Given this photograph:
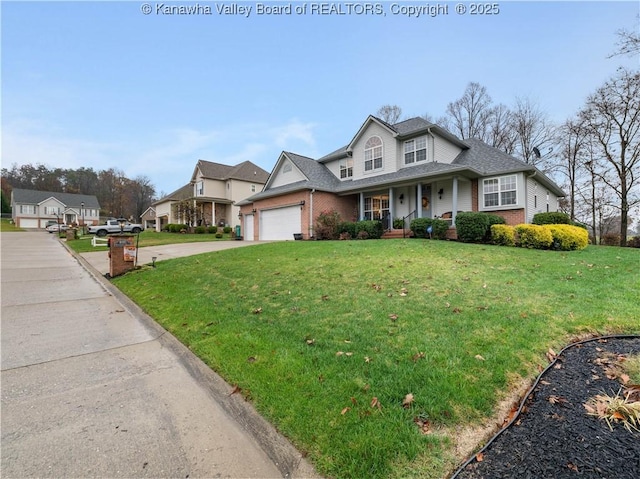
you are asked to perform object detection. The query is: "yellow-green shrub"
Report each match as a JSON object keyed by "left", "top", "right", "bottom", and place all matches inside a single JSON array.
[
  {"left": 491, "top": 224, "right": 516, "bottom": 246},
  {"left": 514, "top": 224, "right": 554, "bottom": 249},
  {"left": 545, "top": 224, "right": 589, "bottom": 250}
]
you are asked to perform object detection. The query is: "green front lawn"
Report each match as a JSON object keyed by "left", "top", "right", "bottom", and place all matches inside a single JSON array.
[
  {"left": 0, "top": 218, "right": 23, "bottom": 232},
  {"left": 113, "top": 240, "right": 640, "bottom": 479},
  {"left": 65, "top": 229, "right": 234, "bottom": 253}
]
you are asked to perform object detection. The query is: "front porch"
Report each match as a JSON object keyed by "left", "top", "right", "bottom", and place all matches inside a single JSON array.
[{"left": 357, "top": 176, "right": 472, "bottom": 235}]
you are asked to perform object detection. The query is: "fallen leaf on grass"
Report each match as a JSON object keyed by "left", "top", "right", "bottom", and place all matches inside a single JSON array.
[
  {"left": 475, "top": 354, "right": 485, "bottom": 361},
  {"left": 389, "top": 313, "right": 399, "bottom": 321},
  {"left": 412, "top": 352, "right": 426, "bottom": 362},
  {"left": 546, "top": 348, "right": 557, "bottom": 362},
  {"left": 370, "top": 397, "right": 382, "bottom": 410},
  {"left": 229, "top": 385, "right": 241, "bottom": 396},
  {"left": 402, "top": 393, "right": 414, "bottom": 408},
  {"left": 252, "top": 307, "right": 262, "bottom": 314},
  {"left": 341, "top": 407, "right": 351, "bottom": 415},
  {"left": 475, "top": 452, "right": 484, "bottom": 462},
  {"left": 413, "top": 416, "right": 431, "bottom": 434}
]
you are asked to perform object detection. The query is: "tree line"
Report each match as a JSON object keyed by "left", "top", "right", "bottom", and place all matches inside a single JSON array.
[
  {"left": 376, "top": 30, "right": 639, "bottom": 246},
  {"left": 0, "top": 165, "right": 156, "bottom": 221}
]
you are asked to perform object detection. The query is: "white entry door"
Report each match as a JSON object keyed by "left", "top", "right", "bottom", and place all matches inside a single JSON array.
[{"left": 243, "top": 214, "right": 254, "bottom": 241}]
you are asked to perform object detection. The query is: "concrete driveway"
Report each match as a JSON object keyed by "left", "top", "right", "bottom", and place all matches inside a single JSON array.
[
  {"left": 1, "top": 232, "right": 316, "bottom": 478},
  {"left": 80, "top": 238, "right": 262, "bottom": 276}
]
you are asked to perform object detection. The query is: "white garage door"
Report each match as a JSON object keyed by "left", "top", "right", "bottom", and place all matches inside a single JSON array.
[
  {"left": 243, "top": 214, "right": 254, "bottom": 241},
  {"left": 20, "top": 219, "right": 39, "bottom": 228},
  {"left": 260, "top": 206, "right": 301, "bottom": 240}
]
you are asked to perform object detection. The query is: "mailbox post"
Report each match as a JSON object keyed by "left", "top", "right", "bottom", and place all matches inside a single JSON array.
[{"left": 108, "top": 234, "right": 136, "bottom": 277}]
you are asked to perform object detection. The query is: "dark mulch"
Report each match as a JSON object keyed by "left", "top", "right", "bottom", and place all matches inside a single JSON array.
[{"left": 453, "top": 336, "right": 640, "bottom": 479}]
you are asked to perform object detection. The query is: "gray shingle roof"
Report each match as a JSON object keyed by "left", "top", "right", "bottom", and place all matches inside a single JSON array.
[
  {"left": 454, "top": 138, "right": 565, "bottom": 195},
  {"left": 153, "top": 184, "right": 192, "bottom": 204},
  {"left": 196, "top": 160, "right": 269, "bottom": 183},
  {"left": 11, "top": 189, "right": 100, "bottom": 208}
]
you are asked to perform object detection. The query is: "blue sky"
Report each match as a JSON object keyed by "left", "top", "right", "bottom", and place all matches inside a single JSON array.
[{"left": 2, "top": 1, "right": 638, "bottom": 196}]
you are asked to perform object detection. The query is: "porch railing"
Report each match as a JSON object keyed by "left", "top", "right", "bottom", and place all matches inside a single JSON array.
[{"left": 402, "top": 210, "right": 416, "bottom": 238}]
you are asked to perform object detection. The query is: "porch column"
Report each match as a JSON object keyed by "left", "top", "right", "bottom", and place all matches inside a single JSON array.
[
  {"left": 388, "top": 187, "right": 394, "bottom": 229},
  {"left": 359, "top": 192, "right": 365, "bottom": 220},
  {"left": 452, "top": 176, "right": 459, "bottom": 226},
  {"left": 416, "top": 183, "right": 423, "bottom": 218}
]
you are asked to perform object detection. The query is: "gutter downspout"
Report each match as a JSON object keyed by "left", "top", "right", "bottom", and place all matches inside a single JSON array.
[
  {"left": 526, "top": 171, "right": 537, "bottom": 223},
  {"left": 309, "top": 189, "right": 315, "bottom": 239}
]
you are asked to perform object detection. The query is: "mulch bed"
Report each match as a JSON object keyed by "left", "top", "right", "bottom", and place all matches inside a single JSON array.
[{"left": 453, "top": 336, "right": 640, "bottom": 479}]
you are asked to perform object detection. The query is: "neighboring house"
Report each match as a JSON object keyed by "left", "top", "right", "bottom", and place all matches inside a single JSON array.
[
  {"left": 140, "top": 206, "right": 157, "bottom": 230},
  {"left": 10, "top": 188, "right": 100, "bottom": 229},
  {"left": 153, "top": 160, "right": 269, "bottom": 231},
  {"left": 238, "top": 116, "right": 565, "bottom": 241}
]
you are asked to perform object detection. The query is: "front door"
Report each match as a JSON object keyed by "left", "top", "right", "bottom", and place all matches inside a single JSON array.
[{"left": 421, "top": 185, "right": 432, "bottom": 218}]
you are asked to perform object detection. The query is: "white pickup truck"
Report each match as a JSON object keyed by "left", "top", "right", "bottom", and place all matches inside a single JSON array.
[{"left": 87, "top": 219, "right": 144, "bottom": 237}]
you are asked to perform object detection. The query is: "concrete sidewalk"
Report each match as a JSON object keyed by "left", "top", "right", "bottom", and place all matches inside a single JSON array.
[{"left": 1, "top": 232, "right": 317, "bottom": 478}]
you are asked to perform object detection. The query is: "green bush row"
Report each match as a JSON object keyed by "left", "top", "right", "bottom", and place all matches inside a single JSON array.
[
  {"left": 489, "top": 223, "right": 588, "bottom": 250},
  {"left": 409, "top": 217, "right": 450, "bottom": 240},
  {"left": 338, "top": 220, "right": 384, "bottom": 240},
  {"left": 165, "top": 223, "right": 231, "bottom": 234},
  {"left": 455, "top": 212, "right": 506, "bottom": 243}
]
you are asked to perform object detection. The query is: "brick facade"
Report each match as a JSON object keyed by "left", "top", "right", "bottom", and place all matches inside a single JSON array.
[{"left": 240, "top": 190, "right": 358, "bottom": 240}]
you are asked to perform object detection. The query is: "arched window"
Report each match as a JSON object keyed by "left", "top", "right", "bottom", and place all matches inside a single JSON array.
[{"left": 364, "top": 136, "right": 383, "bottom": 171}]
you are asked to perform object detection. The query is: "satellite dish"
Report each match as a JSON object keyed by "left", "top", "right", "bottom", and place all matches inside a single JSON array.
[{"left": 533, "top": 147, "right": 541, "bottom": 158}]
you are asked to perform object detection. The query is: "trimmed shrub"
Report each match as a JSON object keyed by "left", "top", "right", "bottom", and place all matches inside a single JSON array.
[
  {"left": 393, "top": 218, "right": 405, "bottom": 229},
  {"left": 491, "top": 224, "right": 516, "bottom": 246},
  {"left": 315, "top": 210, "right": 342, "bottom": 240},
  {"left": 355, "top": 220, "right": 383, "bottom": 239},
  {"left": 223, "top": 226, "right": 232, "bottom": 234},
  {"left": 194, "top": 226, "right": 206, "bottom": 234},
  {"left": 338, "top": 221, "right": 357, "bottom": 239},
  {"left": 339, "top": 232, "right": 352, "bottom": 240},
  {"left": 168, "top": 223, "right": 188, "bottom": 233},
  {"left": 208, "top": 226, "right": 217, "bottom": 234},
  {"left": 545, "top": 224, "right": 589, "bottom": 250},
  {"left": 532, "top": 212, "right": 571, "bottom": 225},
  {"left": 515, "top": 224, "right": 554, "bottom": 249},
  {"left": 356, "top": 230, "right": 369, "bottom": 240},
  {"left": 456, "top": 212, "right": 506, "bottom": 243},
  {"left": 409, "top": 217, "right": 449, "bottom": 239},
  {"left": 215, "top": 232, "right": 223, "bottom": 238}
]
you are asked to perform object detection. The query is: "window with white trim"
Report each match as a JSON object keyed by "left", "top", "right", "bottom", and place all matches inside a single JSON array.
[
  {"left": 404, "top": 136, "right": 427, "bottom": 164},
  {"left": 364, "top": 136, "right": 383, "bottom": 172},
  {"left": 483, "top": 175, "right": 517, "bottom": 207},
  {"left": 196, "top": 181, "right": 204, "bottom": 196},
  {"left": 339, "top": 158, "right": 353, "bottom": 179},
  {"left": 20, "top": 205, "right": 36, "bottom": 214}
]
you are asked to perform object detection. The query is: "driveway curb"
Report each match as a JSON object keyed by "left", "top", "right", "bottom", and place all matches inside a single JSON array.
[{"left": 66, "top": 240, "right": 320, "bottom": 479}]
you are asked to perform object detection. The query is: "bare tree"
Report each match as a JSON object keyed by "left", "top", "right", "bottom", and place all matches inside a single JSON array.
[
  {"left": 609, "top": 18, "right": 640, "bottom": 58},
  {"left": 556, "top": 117, "right": 590, "bottom": 221},
  {"left": 511, "top": 97, "right": 556, "bottom": 167},
  {"left": 446, "top": 82, "right": 494, "bottom": 140},
  {"left": 376, "top": 105, "right": 403, "bottom": 124},
  {"left": 487, "top": 103, "right": 516, "bottom": 154},
  {"left": 579, "top": 67, "right": 640, "bottom": 246}
]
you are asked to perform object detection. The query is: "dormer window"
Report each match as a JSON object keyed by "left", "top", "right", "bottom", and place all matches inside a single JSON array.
[
  {"left": 364, "top": 136, "right": 383, "bottom": 172},
  {"left": 339, "top": 158, "right": 353, "bottom": 179},
  {"left": 404, "top": 136, "right": 427, "bottom": 164}
]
